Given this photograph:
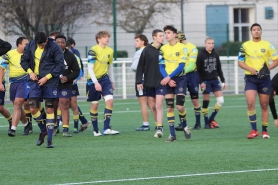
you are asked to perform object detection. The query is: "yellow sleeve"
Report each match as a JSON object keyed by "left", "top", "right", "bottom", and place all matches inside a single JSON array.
[
  {"left": 45, "top": 73, "right": 52, "bottom": 80},
  {"left": 180, "top": 46, "right": 188, "bottom": 64},
  {"left": 27, "top": 68, "right": 33, "bottom": 74}
]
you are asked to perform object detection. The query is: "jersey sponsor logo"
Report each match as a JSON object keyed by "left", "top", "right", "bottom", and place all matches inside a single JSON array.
[
  {"left": 204, "top": 58, "right": 216, "bottom": 73},
  {"left": 108, "top": 54, "right": 110, "bottom": 58},
  {"left": 262, "top": 87, "right": 268, "bottom": 92},
  {"left": 62, "top": 91, "right": 67, "bottom": 96},
  {"left": 183, "top": 48, "right": 188, "bottom": 53},
  {"left": 261, "top": 48, "right": 265, "bottom": 53},
  {"left": 192, "top": 48, "right": 197, "bottom": 53},
  {"left": 72, "top": 90, "right": 76, "bottom": 94}
]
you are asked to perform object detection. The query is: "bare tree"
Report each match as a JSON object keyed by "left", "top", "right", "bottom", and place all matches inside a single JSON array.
[
  {"left": 0, "top": 0, "right": 92, "bottom": 40},
  {"left": 92, "top": 0, "right": 181, "bottom": 34}
]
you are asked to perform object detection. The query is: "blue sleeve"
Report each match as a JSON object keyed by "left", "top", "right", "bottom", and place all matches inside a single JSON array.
[
  {"left": 159, "top": 49, "right": 168, "bottom": 78},
  {"left": 238, "top": 45, "right": 245, "bottom": 61},
  {"left": 20, "top": 43, "right": 32, "bottom": 72},
  {"left": 88, "top": 49, "right": 96, "bottom": 64},
  {"left": 51, "top": 44, "right": 65, "bottom": 77},
  {"left": 159, "top": 63, "right": 168, "bottom": 78},
  {"left": 169, "top": 63, "right": 185, "bottom": 78},
  {"left": 0, "top": 54, "right": 9, "bottom": 69}
]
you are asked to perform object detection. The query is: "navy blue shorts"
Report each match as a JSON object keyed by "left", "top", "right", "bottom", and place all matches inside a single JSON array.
[
  {"left": 0, "top": 82, "right": 5, "bottom": 105},
  {"left": 155, "top": 85, "right": 166, "bottom": 96},
  {"left": 186, "top": 71, "right": 199, "bottom": 94},
  {"left": 29, "top": 82, "right": 58, "bottom": 99},
  {"left": 203, "top": 79, "right": 221, "bottom": 94},
  {"left": 58, "top": 88, "right": 72, "bottom": 99},
  {"left": 244, "top": 75, "right": 271, "bottom": 95},
  {"left": 72, "top": 84, "right": 80, "bottom": 97},
  {"left": 165, "top": 75, "right": 187, "bottom": 95},
  {"left": 86, "top": 75, "right": 113, "bottom": 101},
  {"left": 10, "top": 82, "right": 29, "bottom": 101}
]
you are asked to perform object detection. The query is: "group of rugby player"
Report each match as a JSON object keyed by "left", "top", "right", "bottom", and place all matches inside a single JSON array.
[{"left": 0, "top": 22, "right": 278, "bottom": 147}]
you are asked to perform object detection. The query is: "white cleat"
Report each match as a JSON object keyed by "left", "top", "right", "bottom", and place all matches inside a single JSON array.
[
  {"left": 262, "top": 132, "right": 270, "bottom": 139},
  {"left": 93, "top": 130, "right": 102, "bottom": 137},
  {"left": 154, "top": 129, "right": 163, "bottom": 138},
  {"left": 184, "top": 126, "right": 191, "bottom": 139},
  {"left": 103, "top": 128, "right": 120, "bottom": 135}
]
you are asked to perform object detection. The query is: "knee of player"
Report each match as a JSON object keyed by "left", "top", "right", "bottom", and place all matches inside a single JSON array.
[
  {"left": 91, "top": 101, "right": 99, "bottom": 110},
  {"left": 216, "top": 96, "right": 224, "bottom": 107},
  {"left": 104, "top": 95, "right": 113, "bottom": 104},
  {"left": 176, "top": 95, "right": 185, "bottom": 106}
]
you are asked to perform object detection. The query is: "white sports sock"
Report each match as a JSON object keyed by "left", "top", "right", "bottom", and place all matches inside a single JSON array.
[
  {"left": 143, "top": 122, "right": 149, "bottom": 126},
  {"left": 23, "top": 122, "right": 28, "bottom": 127},
  {"left": 11, "top": 126, "right": 16, "bottom": 130}
]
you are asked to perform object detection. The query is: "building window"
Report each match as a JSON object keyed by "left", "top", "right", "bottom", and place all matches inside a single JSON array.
[{"left": 233, "top": 8, "right": 249, "bottom": 42}]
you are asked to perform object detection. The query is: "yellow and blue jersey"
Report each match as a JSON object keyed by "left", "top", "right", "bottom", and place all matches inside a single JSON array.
[
  {"left": 87, "top": 45, "right": 113, "bottom": 79},
  {"left": 159, "top": 42, "right": 188, "bottom": 76},
  {"left": 184, "top": 42, "right": 198, "bottom": 72},
  {"left": 0, "top": 49, "right": 29, "bottom": 83},
  {"left": 238, "top": 40, "right": 278, "bottom": 75},
  {"left": 34, "top": 47, "right": 44, "bottom": 75}
]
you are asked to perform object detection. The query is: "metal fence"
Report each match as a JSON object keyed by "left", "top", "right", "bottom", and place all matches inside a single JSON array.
[{"left": 3, "top": 57, "right": 278, "bottom": 102}]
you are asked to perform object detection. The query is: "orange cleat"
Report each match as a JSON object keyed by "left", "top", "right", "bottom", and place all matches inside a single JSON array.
[
  {"left": 247, "top": 130, "right": 259, "bottom": 139},
  {"left": 210, "top": 120, "right": 219, "bottom": 128}
]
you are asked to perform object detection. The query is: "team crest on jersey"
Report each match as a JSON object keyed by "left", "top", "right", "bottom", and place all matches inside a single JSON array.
[
  {"left": 176, "top": 52, "right": 180, "bottom": 56},
  {"left": 262, "top": 87, "right": 268, "bottom": 92},
  {"left": 261, "top": 48, "right": 265, "bottom": 53},
  {"left": 179, "top": 87, "right": 183, "bottom": 92},
  {"left": 53, "top": 90, "right": 57, "bottom": 96},
  {"left": 62, "top": 91, "right": 67, "bottom": 96}
]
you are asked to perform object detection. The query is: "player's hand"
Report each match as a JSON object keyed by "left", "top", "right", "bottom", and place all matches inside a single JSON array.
[
  {"left": 222, "top": 83, "right": 226, "bottom": 90},
  {"left": 0, "top": 83, "right": 5, "bottom": 92},
  {"left": 38, "top": 77, "right": 48, "bottom": 86},
  {"left": 30, "top": 72, "right": 38, "bottom": 81},
  {"left": 111, "top": 82, "right": 115, "bottom": 91},
  {"left": 161, "top": 76, "right": 170, "bottom": 85},
  {"left": 200, "top": 82, "right": 206, "bottom": 90},
  {"left": 61, "top": 76, "right": 67, "bottom": 83},
  {"left": 249, "top": 68, "right": 257, "bottom": 75},
  {"left": 168, "top": 80, "right": 176, "bottom": 87},
  {"left": 73, "top": 79, "right": 77, "bottom": 84},
  {"left": 137, "top": 84, "right": 143, "bottom": 92},
  {"left": 274, "top": 119, "right": 278, "bottom": 127},
  {"left": 95, "top": 81, "right": 102, "bottom": 91}
]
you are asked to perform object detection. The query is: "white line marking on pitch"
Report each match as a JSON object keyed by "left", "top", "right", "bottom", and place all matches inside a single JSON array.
[{"left": 53, "top": 168, "right": 278, "bottom": 185}]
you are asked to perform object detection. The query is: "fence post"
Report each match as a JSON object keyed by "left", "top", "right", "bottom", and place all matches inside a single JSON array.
[
  {"left": 122, "top": 62, "right": 126, "bottom": 99},
  {"left": 234, "top": 59, "right": 239, "bottom": 94}
]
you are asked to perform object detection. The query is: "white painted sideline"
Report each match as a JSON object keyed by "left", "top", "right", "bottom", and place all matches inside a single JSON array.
[{"left": 53, "top": 168, "right": 278, "bottom": 185}]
